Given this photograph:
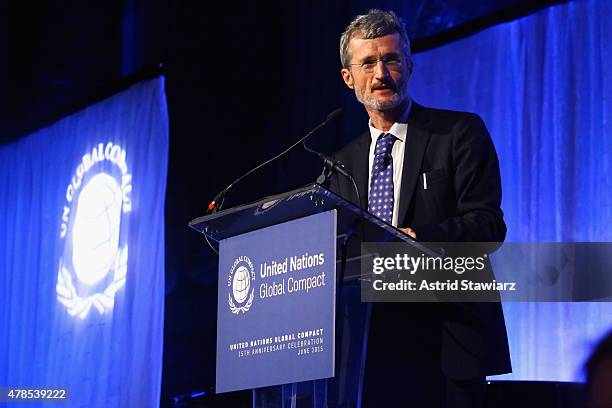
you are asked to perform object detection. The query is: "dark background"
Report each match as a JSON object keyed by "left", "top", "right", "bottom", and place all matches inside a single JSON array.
[{"left": 0, "top": 0, "right": 565, "bottom": 404}]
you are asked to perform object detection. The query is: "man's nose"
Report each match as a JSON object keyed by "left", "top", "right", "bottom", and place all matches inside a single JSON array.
[{"left": 373, "top": 60, "right": 390, "bottom": 79}]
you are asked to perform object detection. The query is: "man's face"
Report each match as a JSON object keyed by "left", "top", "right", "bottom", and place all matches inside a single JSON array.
[{"left": 341, "top": 33, "right": 413, "bottom": 112}]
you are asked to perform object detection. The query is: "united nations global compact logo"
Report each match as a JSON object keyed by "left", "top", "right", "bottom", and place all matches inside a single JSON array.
[
  {"left": 227, "top": 256, "right": 255, "bottom": 314},
  {"left": 56, "top": 142, "right": 132, "bottom": 319}
]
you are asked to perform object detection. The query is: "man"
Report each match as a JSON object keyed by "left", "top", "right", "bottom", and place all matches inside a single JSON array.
[
  {"left": 328, "top": 9, "right": 511, "bottom": 407},
  {"left": 585, "top": 329, "right": 612, "bottom": 408}
]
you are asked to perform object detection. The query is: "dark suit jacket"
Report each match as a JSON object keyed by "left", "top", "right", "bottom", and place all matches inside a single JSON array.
[{"left": 327, "top": 101, "right": 511, "bottom": 379}]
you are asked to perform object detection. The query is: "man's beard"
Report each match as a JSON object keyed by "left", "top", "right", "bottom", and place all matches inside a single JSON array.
[{"left": 355, "top": 83, "right": 407, "bottom": 111}]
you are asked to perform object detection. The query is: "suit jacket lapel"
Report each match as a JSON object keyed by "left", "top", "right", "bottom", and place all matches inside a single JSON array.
[
  {"left": 398, "top": 102, "right": 432, "bottom": 223},
  {"left": 352, "top": 132, "right": 370, "bottom": 209}
]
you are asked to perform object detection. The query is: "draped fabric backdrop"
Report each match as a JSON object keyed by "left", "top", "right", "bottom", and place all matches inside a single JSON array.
[
  {"left": 410, "top": 0, "right": 611, "bottom": 381},
  {"left": 0, "top": 78, "right": 168, "bottom": 406}
]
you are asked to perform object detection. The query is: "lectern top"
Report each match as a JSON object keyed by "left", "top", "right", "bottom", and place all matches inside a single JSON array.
[{"left": 189, "top": 183, "right": 413, "bottom": 244}]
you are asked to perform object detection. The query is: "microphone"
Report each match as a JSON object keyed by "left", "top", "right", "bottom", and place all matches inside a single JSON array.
[
  {"left": 206, "top": 107, "right": 344, "bottom": 214},
  {"left": 301, "top": 119, "right": 364, "bottom": 213},
  {"left": 306, "top": 150, "right": 353, "bottom": 181},
  {"left": 323, "top": 107, "right": 343, "bottom": 123},
  {"left": 301, "top": 111, "right": 353, "bottom": 182}
]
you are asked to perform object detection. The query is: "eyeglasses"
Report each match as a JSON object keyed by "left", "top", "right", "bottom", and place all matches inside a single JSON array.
[{"left": 348, "top": 55, "right": 403, "bottom": 73}]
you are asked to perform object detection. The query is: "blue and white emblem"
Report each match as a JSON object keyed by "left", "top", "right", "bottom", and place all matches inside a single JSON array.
[
  {"left": 56, "top": 142, "right": 132, "bottom": 319},
  {"left": 227, "top": 256, "right": 255, "bottom": 314}
]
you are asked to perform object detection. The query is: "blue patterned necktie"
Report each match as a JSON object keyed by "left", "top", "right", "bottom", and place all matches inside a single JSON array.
[{"left": 368, "top": 133, "right": 397, "bottom": 223}]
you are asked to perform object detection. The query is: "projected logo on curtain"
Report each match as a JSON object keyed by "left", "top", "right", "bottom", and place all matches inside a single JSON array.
[{"left": 56, "top": 142, "right": 132, "bottom": 319}]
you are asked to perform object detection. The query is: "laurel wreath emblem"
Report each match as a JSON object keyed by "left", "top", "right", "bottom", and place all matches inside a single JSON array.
[
  {"left": 56, "top": 246, "right": 128, "bottom": 319},
  {"left": 228, "top": 289, "right": 254, "bottom": 314}
]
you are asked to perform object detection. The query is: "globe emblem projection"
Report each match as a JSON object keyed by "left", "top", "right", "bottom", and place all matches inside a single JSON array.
[
  {"left": 72, "top": 172, "right": 123, "bottom": 285},
  {"left": 232, "top": 265, "right": 251, "bottom": 303}
]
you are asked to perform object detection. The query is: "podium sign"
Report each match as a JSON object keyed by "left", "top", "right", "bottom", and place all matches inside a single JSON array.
[{"left": 216, "top": 210, "right": 337, "bottom": 393}]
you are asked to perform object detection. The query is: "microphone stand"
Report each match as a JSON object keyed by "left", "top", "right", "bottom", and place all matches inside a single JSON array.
[{"left": 206, "top": 108, "right": 344, "bottom": 214}]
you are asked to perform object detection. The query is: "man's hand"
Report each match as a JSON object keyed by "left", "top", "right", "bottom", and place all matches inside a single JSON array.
[{"left": 400, "top": 227, "right": 417, "bottom": 239}]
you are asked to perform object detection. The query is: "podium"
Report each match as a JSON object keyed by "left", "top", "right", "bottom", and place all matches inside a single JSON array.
[{"left": 189, "top": 183, "right": 425, "bottom": 407}]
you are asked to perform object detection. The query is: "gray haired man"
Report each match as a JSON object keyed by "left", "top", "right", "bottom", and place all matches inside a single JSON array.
[{"left": 329, "top": 10, "right": 511, "bottom": 407}]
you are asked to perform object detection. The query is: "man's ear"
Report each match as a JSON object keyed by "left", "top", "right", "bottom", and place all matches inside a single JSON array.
[
  {"left": 406, "top": 59, "right": 414, "bottom": 79},
  {"left": 341, "top": 68, "right": 354, "bottom": 89}
]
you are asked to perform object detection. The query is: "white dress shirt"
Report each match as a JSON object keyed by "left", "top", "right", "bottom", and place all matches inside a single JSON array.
[{"left": 367, "top": 101, "right": 412, "bottom": 227}]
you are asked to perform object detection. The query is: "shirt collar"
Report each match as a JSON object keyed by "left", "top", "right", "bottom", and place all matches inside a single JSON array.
[{"left": 368, "top": 99, "right": 412, "bottom": 144}]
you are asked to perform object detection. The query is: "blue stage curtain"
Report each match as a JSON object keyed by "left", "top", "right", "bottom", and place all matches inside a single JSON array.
[
  {"left": 410, "top": 0, "right": 611, "bottom": 381},
  {"left": 0, "top": 78, "right": 168, "bottom": 405}
]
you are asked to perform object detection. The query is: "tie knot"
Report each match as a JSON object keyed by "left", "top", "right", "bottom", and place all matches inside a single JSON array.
[{"left": 374, "top": 133, "right": 396, "bottom": 156}]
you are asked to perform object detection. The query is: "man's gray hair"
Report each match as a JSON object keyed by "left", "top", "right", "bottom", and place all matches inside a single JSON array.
[{"left": 339, "top": 9, "right": 412, "bottom": 69}]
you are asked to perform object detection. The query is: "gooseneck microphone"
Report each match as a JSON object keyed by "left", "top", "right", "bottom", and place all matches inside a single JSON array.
[
  {"left": 302, "top": 119, "right": 364, "bottom": 214},
  {"left": 206, "top": 108, "right": 344, "bottom": 214},
  {"left": 302, "top": 137, "right": 352, "bottom": 181}
]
